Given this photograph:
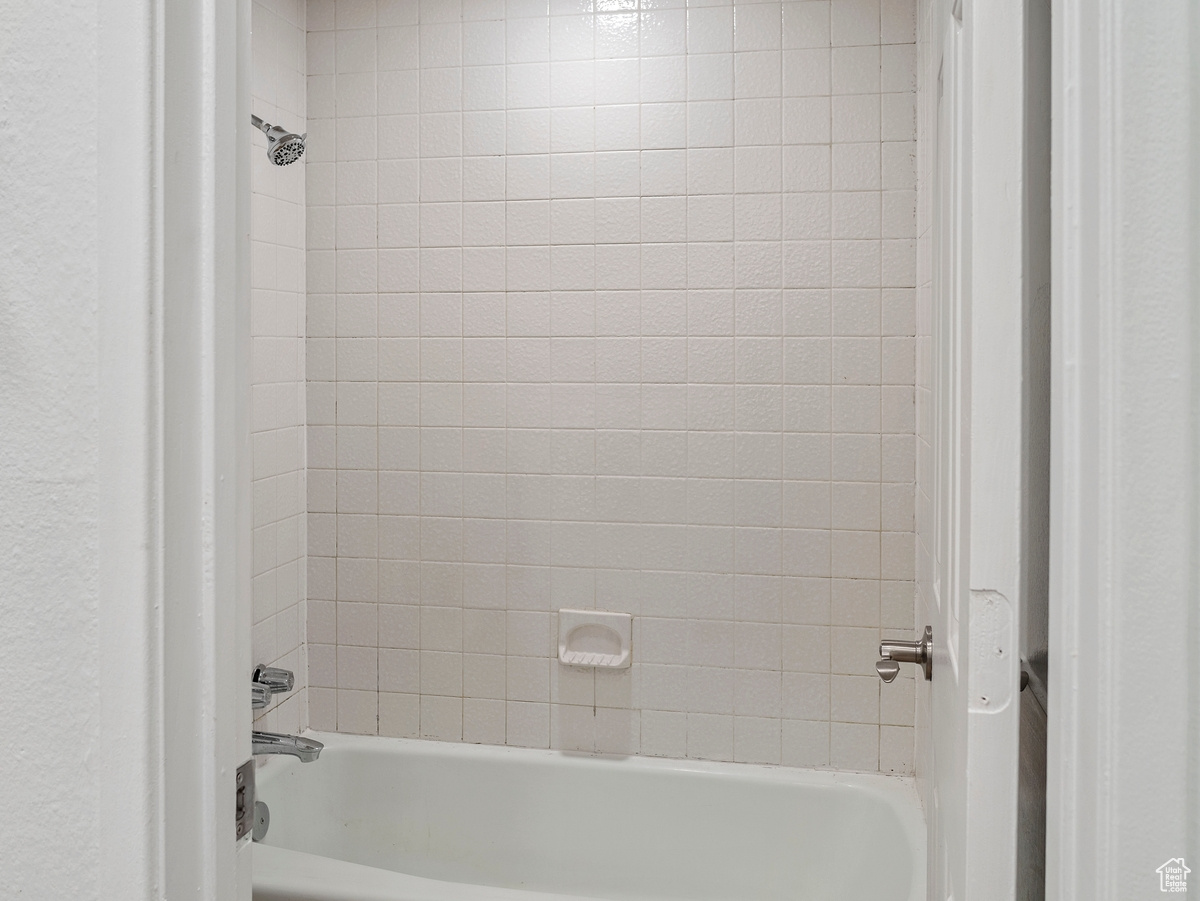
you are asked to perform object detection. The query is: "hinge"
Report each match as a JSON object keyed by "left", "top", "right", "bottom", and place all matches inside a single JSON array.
[{"left": 235, "top": 759, "right": 255, "bottom": 841}]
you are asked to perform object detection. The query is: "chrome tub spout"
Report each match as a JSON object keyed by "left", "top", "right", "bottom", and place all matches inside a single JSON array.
[{"left": 252, "top": 731, "right": 323, "bottom": 763}]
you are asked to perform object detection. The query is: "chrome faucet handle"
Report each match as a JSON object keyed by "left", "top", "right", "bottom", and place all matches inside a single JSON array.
[
  {"left": 253, "top": 664, "right": 295, "bottom": 696},
  {"left": 251, "top": 683, "right": 271, "bottom": 709},
  {"left": 877, "top": 625, "right": 933, "bottom": 682},
  {"left": 876, "top": 659, "right": 901, "bottom": 682}
]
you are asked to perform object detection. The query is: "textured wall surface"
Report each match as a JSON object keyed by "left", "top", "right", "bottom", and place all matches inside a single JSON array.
[
  {"left": 251, "top": 0, "right": 311, "bottom": 732},
  {"left": 304, "top": 0, "right": 918, "bottom": 772},
  {"left": 0, "top": 1, "right": 102, "bottom": 893}
]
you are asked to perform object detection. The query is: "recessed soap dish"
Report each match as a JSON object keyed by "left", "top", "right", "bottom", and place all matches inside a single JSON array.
[{"left": 558, "top": 609, "right": 632, "bottom": 669}]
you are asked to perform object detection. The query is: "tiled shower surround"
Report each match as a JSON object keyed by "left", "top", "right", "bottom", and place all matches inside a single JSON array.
[
  {"left": 302, "top": 0, "right": 918, "bottom": 771},
  {"left": 251, "top": 0, "right": 310, "bottom": 733}
]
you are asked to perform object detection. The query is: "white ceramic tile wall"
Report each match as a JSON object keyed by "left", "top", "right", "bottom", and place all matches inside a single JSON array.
[
  {"left": 252, "top": 0, "right": 310, "bottom": 733},
  {"left": 304, "top": 0, "right": 917, "bottom": 773}
]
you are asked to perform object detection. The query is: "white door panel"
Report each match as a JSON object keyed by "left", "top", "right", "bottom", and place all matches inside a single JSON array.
[{"left": 924, "top": 1, "right": 1025, "bottom": 899}]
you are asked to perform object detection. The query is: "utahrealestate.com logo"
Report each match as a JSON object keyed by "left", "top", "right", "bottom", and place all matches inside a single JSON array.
[{"left": 1158, "top": 859, "right": 1191, "bottom": 893}]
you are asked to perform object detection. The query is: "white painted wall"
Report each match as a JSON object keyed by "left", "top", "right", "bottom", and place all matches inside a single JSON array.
[
  {"left": 0, "top": 1, "right": 103, "bottom": 892},
  {"left": 1, "top": 0, "right": 160, "bottom": 895}
]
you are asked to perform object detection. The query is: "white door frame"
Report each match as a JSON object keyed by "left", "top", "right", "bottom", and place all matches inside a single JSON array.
[
  {"left": 96, "top": 0, "right": 162, "bottom": 892},
  {"left": 1048, "top": 0, "right": 1195, "bottom": 897},
  {"left": 97, "top": 0, "right": 250, "bottom": 896}
]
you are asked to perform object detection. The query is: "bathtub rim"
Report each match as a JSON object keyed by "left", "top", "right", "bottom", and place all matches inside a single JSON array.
[{"left": 256, "top": 729, "right": 927, "bottom": 879}]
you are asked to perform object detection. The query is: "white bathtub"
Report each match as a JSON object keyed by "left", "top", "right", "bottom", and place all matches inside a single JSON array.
[{"left": 253, "top": 732, "right": 925, "bottom": 901}]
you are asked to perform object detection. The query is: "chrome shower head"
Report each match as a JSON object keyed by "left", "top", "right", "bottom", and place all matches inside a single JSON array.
[{"left": 251, "top": 114, "right": 306, "bottom": 166}]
